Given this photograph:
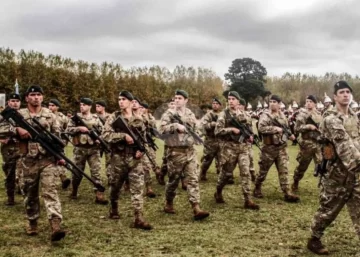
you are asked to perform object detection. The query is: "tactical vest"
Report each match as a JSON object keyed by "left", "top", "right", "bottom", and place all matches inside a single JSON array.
[
  {"left": 72, "top": 113, "right": 99, "bottom": 146},
  {"left": 343, "top": 115, "right": 359, "bottom": 139}
]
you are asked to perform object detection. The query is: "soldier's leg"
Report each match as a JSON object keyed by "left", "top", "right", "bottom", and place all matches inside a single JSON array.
[
  {"left": 71, "top": 147, "right": 87, "bottom": 198},
  {"left": 143, "top": 154, "right": 156, "bottom": 198},
  {"left": 148, "top": 148, "right": 159, "bottom": 173},
  {"left": 105, "top": 152, "right": 111, "bottom": 185},
  {"left": 293, "top": 145, "right": 314, "bottom": 188},
  {"left": 254, "top": 146, "right": 276, "bottom": 198},
  {"left": 157, "top": 145, "right": 168, "bottom": 185},
  {"left": 346, "top": 182, "right": 360, "bottom": 238},
  {"left": 88, "top": 148, "right": 108, "bottom": 204},
  {"left": 200, "top": 140, "right": 217, "bottom": 181},
  {"left": 3, "top": 159, "right": 17, "bottom": 205},
  {"left": 248, "top": 146, "right": 256, "bottom": 182}
]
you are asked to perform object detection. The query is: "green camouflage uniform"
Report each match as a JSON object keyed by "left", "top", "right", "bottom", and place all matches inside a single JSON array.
[
  {"left": 159, "top": 108, "right": 201, "bottom": 204},
  {"left": 255, "top": 110, "right": 292, "bottom": 193},
  {"left": 102, "top": 111, "right": 146, "bottom": 213},
  {"left": 200, "top": 110, "right": 221, "bottom": 176},
  {"left": 311, "top": 108, "right": 360, "bottom": 239},
  {"left": 66, "top": 113, "right": 104, "bottom": 190},
  {"left": 293, "top": 109, "right": 322, "bottom": 182},
  {"left": 17, "top": 108, "right": 63, "bottom": 221},
  {"left": 215, "top": 108, "right": 253, "bottom": 200}
]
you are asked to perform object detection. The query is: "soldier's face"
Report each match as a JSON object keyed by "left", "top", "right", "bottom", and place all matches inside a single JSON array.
[
  {"left": 174, "top": 95, "right": 187, "bottom": 108},
  {"left": 7, "top": 99, "right": 20, "bottom": 110},
  {"left": 334, "top": 89, "right": 351, "bottom": 106},
  {"left": 95, "top": 104, "right": 105, "bottom": 113},
  {"left": 269, "top": 100, "right": 280, "bottom": 111},
  {"left": 48, "top": 103, "right": 59, "bottom": 112},
  {"left": 212, "top": 102, "right": 221, "bottom": 111},
  {"left": 26, "top": 92, "right": 43, "bottom": 107},
  {"left": 305, "top": 99, "right": 315, "bottom": 110},
  {"left": 132, "top": 100, "right": 140, "bottom": 110},
  {"left": 228, "top": 96, "right": 239, "bottom": 108},
  {"left": 118, "top": 97, "right": 131, "bottom": 110},
  {"left": 168, "top": 102, "right": 175, "bottom": 109},
  {"left": 80, "top": 103, "right": 91, "bottom": 113}
]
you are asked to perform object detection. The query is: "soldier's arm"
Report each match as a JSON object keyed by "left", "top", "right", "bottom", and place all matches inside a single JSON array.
[
  {"left": 214, "top": 111, "right": 233, "bottom": 136},
  {"left": 101, "top": 113, "right": 128, "bottom": 143},
  {"left": 65, "top": 115, "right": 81, "bottom": 133},
  {"left": 201, "top": 112, "right": 214, "bottom": 131},
  {"left": 159, "top": 110, "right": 178, "bottom": 134},
  {"left": 258, "top": 113, "right": 279, "bottom": 134},
  {"left": 148, "top": 113, "right": 156, "bottom": 128},
  {"left": 294, "top": 112, "right": 310, "bottom": 133},
  {"left": 0, "top": 118, "right": 17, "bottom": 139}
]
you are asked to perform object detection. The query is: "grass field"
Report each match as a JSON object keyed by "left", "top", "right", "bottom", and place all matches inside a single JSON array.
[{"left": 0, "top": 141, "right": 358, "bottom": 257}]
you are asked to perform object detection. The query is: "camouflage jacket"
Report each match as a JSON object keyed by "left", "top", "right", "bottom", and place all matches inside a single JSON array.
[
  {"left": 320, "top": 107, "right": 360, "bottom": 171},
  {"left": 97, "top": 112, "right": 111, "bottom": 125},
  {"left": 53, "top": 111, "right": 69, "bottom": 131},
  {"left": 295, "top": 108, "right": 322, "bottom": 140},
  {"left": 215, "top": 108, "right": 252, "bottom": 142},
  {"left": 142, "top": 113, "right": 156, "bottom": 129},
  {"left": 159, "top": 108, "right": 199, "bottom": 147},
  {"left": 201, "top": 110, "right": 221, "bottom": 138},
  {"left": 66, "top": 112, "right": 103, "bottom": 146},
  {"left": 258, "top": 109, "right": 290, "bottom": 145}
]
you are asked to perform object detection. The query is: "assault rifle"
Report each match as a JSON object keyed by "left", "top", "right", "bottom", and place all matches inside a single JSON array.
[
  {"left": 0, "top": 107, "right": 105, "bottom": 192},
  {"left": 314, "top": 138, "right": 336, "bottom": 177},
  {"left": 172, "top": 113, "right": 204, "bottom": 145},
  {"left": 71, "top": 113, "right": 111, "bottom": 155},
  {"left": 229, "top": 116, "right": 261, "bottom": 150},
  {"left": 271, "top": 117, "right": 294, "bottom": 143},
  {"left": 112, "top": 115, "right": 157, "bottom": 167}
]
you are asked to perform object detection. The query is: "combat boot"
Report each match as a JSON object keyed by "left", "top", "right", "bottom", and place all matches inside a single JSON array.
[
  {"left": 133, "top": 211, "right": 152, "bottom": 230},
  {"left": 109, "top": 201, "right": 120, "bottom": 219},
  {"left": 214, "top": 188, "right": 225, "bottom": 203},
  {"left": 60, "top": 174, "right": 71, "bottom": 190},
  {"left": 146, "top": 187, "right": 156, "bottom": 198},
  {"left": 164, "top": 200, "right": 176, "bottom": 214},
  {"left": 191, "top": 203, "right": 210, "bottom": 221},
  {"left": 181, "top": 178, "right": 188, "bottom": 190},
  {"left": 284, "top": 190, "right": 300, "bottom": 203},
  {"left": 244, "top": 199, "right": 260, "bottom": 210},
  {"left": 95, "top": 191, "right": 109, "bottom": 205},
  {"left": 253, "top": 183, "right": 263, "bottom": 198},
  {"left": 69, "top": 181, "right": 79, "bottom": 199},
  {"left": 307, "top": 236, "right": 329, "bottom": 255},
  {"left": 291, "top": 180, "right": 299, "bottom": 192},
  {"left": 49, "top": 217, "right": 66, "bottom": 241},
  {"left": 26, "top": 220, "right": 38, "bottom": 236}
]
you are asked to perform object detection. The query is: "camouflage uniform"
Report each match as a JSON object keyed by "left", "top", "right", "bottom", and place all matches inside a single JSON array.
[
  {"left": 310, "top": 108, "right": 360, "bottom": 239},
  {"left": 200, "top": 110, "right": 221, "bottom": 180},
  {"left": 293, "top": 109, "right": 322, "bottom": 186},
  {"left": 66, "top": 113, "right": 105, "bottom": 194},
  {"left": 214, "top": 108, "right": 256, "bottom": 204},
  {"left": 98, "top": 112, "right": 112, "bottom": 180},
  {"left": 0, "top": 117, "right": 21, "bottom": 204},
  {"left": 255, "top": 110, "right": 298, "bottom": 200}
]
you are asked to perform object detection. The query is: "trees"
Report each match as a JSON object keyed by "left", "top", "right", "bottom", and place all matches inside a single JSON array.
[{"left": 224, "top": 58, "right": 269, "bottom": 102}]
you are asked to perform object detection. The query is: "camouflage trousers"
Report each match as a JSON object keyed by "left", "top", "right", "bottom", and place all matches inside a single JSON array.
[
  {"left": 165, "top": 146, "right": 200, "bottom": 204},
  {"left": 105, "top": 152, "right": 111, "bottom": 179},
  {"left": 142, "top": 153, "right": 153, "bottom": 188},
  {"left": 293, "top": 139, "right": 322, "bottom": 182},
  {"left": 1, "top": 143, "right": 20, "bottom": 199},
  {"left": 160, "top": 145, "right": 169, "bottom": 176},
  {"left": 200, "top": 137, "right": 220, "bottom": 174},
  {"left": 256, "top": 144, "right": 290, "bottom": 193},
  {"left": 109, "top": 152, "right": 144, "bottom": 212},
  {"left": 248, "top": 144, "right": 256, "bottom": 175},
  {"left": 19, "top": 156, "right": 62, "bottom": 221},
  {"left": 72, "top": 147, "right": 104, "bottom": 189},
  {"left": 311, "top": 163, "right": 360, "bottom": 239},
  {"left": 217, "top": 141, "right": 252, "bottom": 200}
]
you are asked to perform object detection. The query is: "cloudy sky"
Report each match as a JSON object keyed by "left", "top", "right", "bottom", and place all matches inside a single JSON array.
[{"left": 1, "top": 0, "right": 359, "bottom": 79}]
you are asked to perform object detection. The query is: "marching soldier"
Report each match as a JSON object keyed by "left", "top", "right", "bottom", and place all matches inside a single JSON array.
[
  {"left": 199, "top": 97, "right": 222, "bottom": 181},
  {"left": 66, "top": 97, "right": 108, "bottom": 204},
  {"left": 213, "top": 92, "right": 259, "bottom": 210},
  {"left": 160, "top": 89, "right": 209, "bottom": 220},
  {"left": 253, "top": 95, "right": 300, "bottom": 203},
  {"left": 291, "top": 95, "right": 322, "bottom": 192}
]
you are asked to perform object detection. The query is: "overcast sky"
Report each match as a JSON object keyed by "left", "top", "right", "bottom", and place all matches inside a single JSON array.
[{"left": 1, "top": 0, "right": 359, "bottom": 79}]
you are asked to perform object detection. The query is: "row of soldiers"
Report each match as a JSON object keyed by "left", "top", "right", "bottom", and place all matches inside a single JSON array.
[{"left": 1, "top": 81, "right": 360, "bottom": 255}]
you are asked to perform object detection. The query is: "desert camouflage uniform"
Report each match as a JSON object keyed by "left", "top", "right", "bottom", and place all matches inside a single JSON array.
[
  {"left": 293, "top": 109, "right": 322, "bottom": 183},
  {"left": 102, "top": 111, "right": 146, "bottom": 213},
  {"left": 159, "top": 108, "right": 201, "bottom": 204},
  {"left": 200, "top": 110, "right": 221, "bottom": 178},
  {"left": 17, "top": 108, "right": 63, "bottom": 221},
  {"left": 98, "top": 112, "right": 112, "bottom": 179},
  {"left": 215, "top": 108, "right": 253, "bottom": 200},
  {"left": 255, "top": 110, "right": 292, "bottom": 193},
  {"left": 66, "top": 113, "right": 104, "bottom": 190},
  {"left": 53, "top": 111, "right": 69, "bottom": 183},
  {"left": 0, "top": 117, "right": 21, "bottom": 203},
  {"left": 311, "top": 108, "right": 360, "bottom": 239}
]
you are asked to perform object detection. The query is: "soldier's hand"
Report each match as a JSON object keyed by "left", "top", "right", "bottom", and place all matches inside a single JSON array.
[
  {"left": 78, "top": 126, "right": 89, "bottom": 133},
  {"left": 16, "top": 127, "right": 31, "bottom": 139},
  {"left": 125, "top": 134, "right": 134, "bottom": 144},
  {"left": 211, "top": 121, "right": 217, "bottom": 127},
  {"left": 275, "top": 127, "right": 283, "bottom": 133},
  {"left": 289, "top": 134, "right": 296, "bottom": 141},
  {"left": 57, "top": 159, "right": 66, "bottom": 166},
  {"left": 247, "top": 136, "right": 254, "bottom": 143},
  {"left": 308, "top": 124, "right": 317, "bottom": 131},
  {"left": 95, "top": 140, "right": 100, "bottom": 144},
  {"left": 176, "top": 124, "right": 186, "bottom": 133},
  {"left": 232, "top": 128, "right": 240, "bottom": 134},
  {"left": 135, "top": 150, "right": 143, "bottom": 158}
]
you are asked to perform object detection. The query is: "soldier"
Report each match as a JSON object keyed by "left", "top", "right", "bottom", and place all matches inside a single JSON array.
[
  {"left": 323, "top": 93, "right": 333, "bottom": 114},
  {"left": 199, "top": 97, "right": 222, "bottom": 181},
  {"left": 13, "top": 85, "right": 66, "bottom": 241},
  {"left": 160, "top": 89, "right": 209, "bottom": 220},
  {"left": 48, "top": 99, "right": 71, "bottom": 189},
  {"left": 307, "top": 81, "right": 360, "bottom": 255},
  {"left": 291, "top": 95, "right": 322, "bottom": 192},
  {"left": 253, "top": 95, "right": 300, "bottom": 203},
  {"left": 0, "top": 93, "right": 21, "bottom": 205},
  {"left": 213, "top": 92, "right": 259, "bottom": 210},
  {"left": 66, "top": 97, "right": 108, "bottom": 204},
  {"left": 102, "top": 91, "right": 152, "bottom": 230}
]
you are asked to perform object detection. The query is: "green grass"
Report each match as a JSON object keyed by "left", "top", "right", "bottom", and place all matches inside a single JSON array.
[{"left": 0, "top": 141, "right": 358, "bottom": 257}]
